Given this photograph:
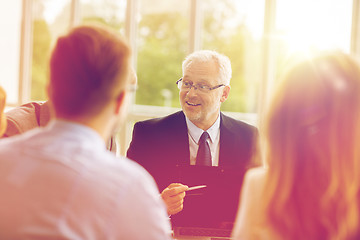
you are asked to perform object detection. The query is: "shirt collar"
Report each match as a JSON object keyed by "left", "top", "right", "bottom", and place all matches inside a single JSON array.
[
  {"left": 46, "top": 119, "right": 106, "bottom": 149},
  {"left": 185, "top": 113, "right": 221, "bottom": 144}
]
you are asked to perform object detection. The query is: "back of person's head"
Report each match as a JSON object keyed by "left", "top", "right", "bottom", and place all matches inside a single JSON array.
[
  {"left": 182, "top": 50, "right": 232, "bottom": 85},
  {"left": 49, "top": 24, "right": 131, "bottom": 119},
  {"left": 262, "top": 51, "right": 360, "bottom": 239},
  {"left": 0, "top": 86, "right": 6, "bottom": 136}
]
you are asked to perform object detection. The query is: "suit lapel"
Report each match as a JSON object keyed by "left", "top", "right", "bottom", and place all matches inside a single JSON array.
[
  {"left": 219, "top": 113, "right": 237, "bottom": 167},
  {"left": 170, "top": 111, "right": 190, "bottom": 166}
]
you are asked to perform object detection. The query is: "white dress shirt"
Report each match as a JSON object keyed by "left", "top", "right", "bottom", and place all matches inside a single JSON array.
[
  {"left": 0, "top": 120, "right": 171, "bottom": 240},
  {"left": 186, "top": 114, "right": 221, "bottom": 166}
]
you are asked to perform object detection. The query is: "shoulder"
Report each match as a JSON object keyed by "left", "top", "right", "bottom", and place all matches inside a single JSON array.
[
  {"left": 114, "top": 156, "right": 157, "bottom": 182},
  {"left": 4, "top": 101, "right": 48, "bottom": 137},
  {"left": 108, "top": 157, "right": 172, "bottom": 238},
  {"left": 88, "top": 152, "right": 157, "bottom": 189},
  {"left": 135, "top": 111, "right": 184, "bottom": 128},
  {"left": 240, "top": 167, "right": 268, "bottom": 210},
  {"left": 127, "top": 111, "right": 187, "bottom": 160},
  {"left": 232, "top": 167, "right": 269, "bottom": 239},
  {"left": 6, "top": 101, "right": 45, "bottom": 119},
  {"left": 220, "top": 113, "right": 257, "bottom": 133},
  {"left": 0, "top": 126, "right": 42, "bottom": 152},
  {"left": 240, "top": 168, "right": 268, "bottom": 215},
  {"left": 115, "top": 157, "right": 161, "bottom": 197},
  {"left": 132, "top": 111, "right": 185, "bottom": 135},
  {"left": 93, "top": 156, "right": 171, "bottom": 228},
  {"left": 243, "top": 167, "right": 267, "bottom": 188},
  {"left": 220, "top": 113, "right": 258, "bottom": 146}
]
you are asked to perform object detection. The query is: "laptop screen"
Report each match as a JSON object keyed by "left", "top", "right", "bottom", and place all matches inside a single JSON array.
[{"left": 170, "top": 165, "right": 246, "bottom": 231}]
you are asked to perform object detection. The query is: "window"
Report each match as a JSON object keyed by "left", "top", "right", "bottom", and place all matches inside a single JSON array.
[
  {"left": 0, "top": 0, "right": 22, "bottom": 105},
  {"left": 202, "top": 0, "right": 265, "bottom": 113},
  {"left": 80, "top": 0, "right": 127, "bottom": 33},
  {"left": 1, "top": 0, "right": 359, "bottom": 153},
  {"left": 136, "top": 0, "right": 190, "bottom": 108},
  {"left": 31, "top": 0, "right": 72, "bottom": 101},
  {"left": 271, "top": 0, "right": 353, "bottom": 91}
]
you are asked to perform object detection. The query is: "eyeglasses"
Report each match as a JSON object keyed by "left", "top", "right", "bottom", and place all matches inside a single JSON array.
[{"left": 176, "top": 78, "right": 225, "bottom": 93}]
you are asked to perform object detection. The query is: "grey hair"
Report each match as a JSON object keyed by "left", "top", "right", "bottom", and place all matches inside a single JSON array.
[{"left": 182, "top": 50, "right": 232, "bottom": 85}]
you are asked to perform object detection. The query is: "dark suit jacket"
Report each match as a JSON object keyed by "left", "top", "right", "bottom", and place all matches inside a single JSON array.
[{"left": 127, "top": 111, "right": 258, "bottom": 228}]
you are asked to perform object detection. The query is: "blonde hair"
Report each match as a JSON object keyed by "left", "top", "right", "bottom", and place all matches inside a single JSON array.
[{"left": 262, "top": 51, "right": 360, "bottom": 239}]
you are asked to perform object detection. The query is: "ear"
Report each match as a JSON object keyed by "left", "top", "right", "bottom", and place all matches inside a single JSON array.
[
  {"left": 220, "top": 85, "right": 230, "bottom": 103},
  {"left": 114, "top": 91, "right": 126, "bottom": 115}
]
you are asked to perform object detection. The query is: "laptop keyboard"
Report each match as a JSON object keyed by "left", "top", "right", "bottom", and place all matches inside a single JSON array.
[{"left": 179, "top": 227, "right": 232, "bottom": 237}]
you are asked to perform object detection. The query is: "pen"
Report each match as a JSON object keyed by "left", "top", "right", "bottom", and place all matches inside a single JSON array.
[{"left": 186, "top": 185, "right": 207, "bottom": 191}]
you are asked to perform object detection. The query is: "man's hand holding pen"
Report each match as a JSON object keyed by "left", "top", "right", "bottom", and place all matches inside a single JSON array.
[{"left": 161, "top": 184, "right": 207, "bottom": 215}]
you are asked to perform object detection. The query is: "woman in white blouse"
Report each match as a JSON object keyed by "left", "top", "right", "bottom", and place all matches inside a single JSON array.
[{"left": 232, "top": 51, "right": 360, "bottom": 240}]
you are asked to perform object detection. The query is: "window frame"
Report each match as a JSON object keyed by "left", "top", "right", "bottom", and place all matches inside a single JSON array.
[{"left": 14, "top": 0, "right": 360, "bottom": 154}]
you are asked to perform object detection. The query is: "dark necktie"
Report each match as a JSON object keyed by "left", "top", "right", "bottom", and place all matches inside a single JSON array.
[{"left": 196, "top": 132, "right": 212, "bottom": 166}]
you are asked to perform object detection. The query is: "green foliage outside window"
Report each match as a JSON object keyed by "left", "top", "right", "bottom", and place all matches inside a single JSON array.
[
  {"left": 31, "top": 19, "right": 51, "bottom": 101},
  {"left": 30, "top": 1, "right": 260, "bottom": 113},
  {"left": 202, "top": 1, "right": 261, "bottom": 113},
  {"left": 136, "top": 12, "right": 188, "bottom": 108}
]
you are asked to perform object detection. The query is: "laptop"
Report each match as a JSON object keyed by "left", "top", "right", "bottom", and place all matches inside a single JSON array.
[
  {"left": 173, "top": 227, "right": 232, "bottom": 239},
  {"left": 171, "top": 165, "right": 246, "bottom": 240}
]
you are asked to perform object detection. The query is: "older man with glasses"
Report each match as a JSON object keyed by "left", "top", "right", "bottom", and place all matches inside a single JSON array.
[{"left": 127, "top": 50, "right": 258, "bottom": 229}]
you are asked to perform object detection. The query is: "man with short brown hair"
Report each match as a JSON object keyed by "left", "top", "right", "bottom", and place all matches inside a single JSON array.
[{"left": 0, "top": 25, "right": 171, "bottom": 240}]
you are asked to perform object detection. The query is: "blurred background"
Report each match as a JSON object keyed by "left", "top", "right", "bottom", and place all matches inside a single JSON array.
[{"left": 1, "top": 0, "right": 359, "bottom": 154}]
